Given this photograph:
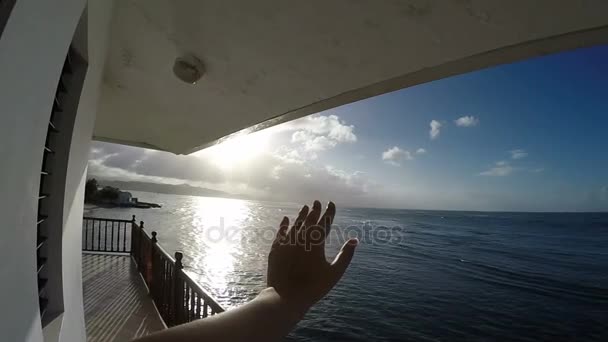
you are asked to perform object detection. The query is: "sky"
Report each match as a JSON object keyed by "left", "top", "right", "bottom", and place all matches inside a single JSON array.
[{"left": 88, "top": 45, "right": 608, "bottom": 212}]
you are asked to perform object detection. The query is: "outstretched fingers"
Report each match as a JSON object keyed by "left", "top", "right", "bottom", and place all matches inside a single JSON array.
[
  {"left": 286, "top": 201, "right": 336, "bottom": 255},
  {"left": 288, "top": 205, "right": 309, "bottom": 244},
  {"left": 317, "top": 201, "right": 336, "bottom": 234},
  {"left": 304, "top": 200, "right": 323, "bottom": 229},
  {"left": 305, "top": 201, "right": 335, "bottom": 256},
  {"left": 301, "top": 200, "right": 325, "bottom": 253},
  {"left": 274, "top": 216, "right": 289, "bottom": 244},
  {"left": 330, "top": 238, "right": 359, "bottom": 283}
]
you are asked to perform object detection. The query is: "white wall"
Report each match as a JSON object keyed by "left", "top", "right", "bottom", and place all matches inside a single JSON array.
[
  {"left": 60, "top": 1, "right": 115, "bottom": 341},
  {"left": 0, "top": 0, "right": 114, "bottom": 341}
]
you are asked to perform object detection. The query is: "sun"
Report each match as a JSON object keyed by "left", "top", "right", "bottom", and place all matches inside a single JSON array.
[{"left": 193, "top": 129, "right": 273, "bottom": 169}]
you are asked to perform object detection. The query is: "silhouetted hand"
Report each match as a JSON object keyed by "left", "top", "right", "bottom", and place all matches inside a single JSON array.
[
  {"left": 267, "top": 200, "right": 358, "bottom": 318},
  {"left": 135, "top": 201, "right": 357, "bottom": 342}
]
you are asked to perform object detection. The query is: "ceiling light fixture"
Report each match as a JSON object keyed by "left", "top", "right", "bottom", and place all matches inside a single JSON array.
[{"left": 173, "top": 54, "right": 205, "bottom": 84}]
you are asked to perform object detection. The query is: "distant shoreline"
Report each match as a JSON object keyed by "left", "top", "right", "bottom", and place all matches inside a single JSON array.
[
  {"left": 85, "top": 178, "right": 162, "bottom": 209},
  {"left": 94, "top": 189, "right": 608, "bottom": 214}
]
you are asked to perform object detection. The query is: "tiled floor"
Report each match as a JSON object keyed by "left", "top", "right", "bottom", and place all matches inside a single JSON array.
[{"left": 82, "top": 253, "right": 165, "bottom": 341}]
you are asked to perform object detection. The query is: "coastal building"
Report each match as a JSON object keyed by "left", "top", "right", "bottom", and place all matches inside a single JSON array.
[
  {"left": 1, "top": 1, "right": 607, "bottom": 341},
  {"left": 116, "top": 191, "right": 132, "bottom": 206}
]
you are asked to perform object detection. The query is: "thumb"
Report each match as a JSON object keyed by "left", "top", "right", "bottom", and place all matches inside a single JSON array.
[{"left": 330, "top": 238, "right": 358, "bottom": 282}]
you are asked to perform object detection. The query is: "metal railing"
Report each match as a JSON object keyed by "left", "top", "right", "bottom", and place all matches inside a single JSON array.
[
  {"left": 82, "top": 217, "right": 132, "bottom": 253},
  {"left": 82, "top": 216, "right": 224, "bottom": 326}
]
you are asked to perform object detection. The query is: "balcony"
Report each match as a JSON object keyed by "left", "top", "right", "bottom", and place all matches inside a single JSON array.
[
  {"left": 82, "top": 217, "right": 224, "bottom": 341},
  {"left": 82, "top": 254, "right": 164, "bottom": 341}
]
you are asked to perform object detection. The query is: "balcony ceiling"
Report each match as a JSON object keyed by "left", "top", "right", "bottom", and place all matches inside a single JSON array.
[{"left": 95, "top": 0, "right": 608, "bottom": 154}]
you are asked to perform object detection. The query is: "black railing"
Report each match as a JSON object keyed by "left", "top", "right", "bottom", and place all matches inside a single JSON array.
[
  {"left": 82, "top": 216, "right": 224, "bottom": 327},
  {"left": 82, "top": 217, "right": 132, "bottom": 253}
]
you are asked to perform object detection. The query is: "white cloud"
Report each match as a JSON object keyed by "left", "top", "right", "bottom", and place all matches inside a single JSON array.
[
  {"left": 274, "top": 148, "right": 306, "bottom": 164},
  {"left": 510, "top": 149, "right": 528, "bottom": 159},
  {"left": 289, "top": 114, "right": 356, "bottom": 141},
  {"left": 88, "top": 134, "right": 374, "bottom": 206},
  {"left": 286, "top": 114, "right": 357, "bottom": 155},
  {"left": 429, "top": 120, "right": 442, "bottom": 140},
  {"left": 479, "top": 161, "right": 514, "bottom": 176},
  {"left": 382, "top": 146, "right": 413, "bottom": 166},
  {"left": 454, "top": 115, "right": 479, "bottom": 127},
  {"left": 480, "top": 149, "right": 532, "bottom": 176},
  {"left": 291, "top": 131, "right": 338, "bottom": 152},
  {"left": 327, "top": 123, "right": 357, "bottom": 143},
  {"left": 305, "top": 136, "right": 337, "bottom": 152},
  {"left": 271, "top": 165, "right": 283, "bottom": 180},
  {"left": 416, "top": 148, "right": 427, "bottom": 155},
  {"left": 291, "top": 130, "right": 312, "bottom": 143}
]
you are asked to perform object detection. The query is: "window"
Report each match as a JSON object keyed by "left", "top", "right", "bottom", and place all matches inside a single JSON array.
[{"left": 37, "top": 45, "right": 87, "bottom": 325}]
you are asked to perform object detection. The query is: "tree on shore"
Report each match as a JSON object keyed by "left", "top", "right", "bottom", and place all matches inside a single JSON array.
[
  {"left": 97, "top": 186, "right": 120, "bottom": 201},
  {"left": 85, "top": 178, "right": 98, "bottom": 203},
  {"left": 85, "top": 178, "right": 122, "bottom": 203}
]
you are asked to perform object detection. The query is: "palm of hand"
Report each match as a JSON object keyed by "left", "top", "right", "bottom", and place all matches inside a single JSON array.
[{"left": 267, "top": 201, "right": 358, "bottom": 315}]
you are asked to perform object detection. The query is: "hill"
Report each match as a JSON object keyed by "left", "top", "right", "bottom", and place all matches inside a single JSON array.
[{"left": 96, "top": 180, "right": 239, "bottom": 199}]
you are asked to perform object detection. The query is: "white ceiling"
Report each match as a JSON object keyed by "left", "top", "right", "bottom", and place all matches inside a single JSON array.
[{"left": 94, "top": 0, "right": 608, "bottom": 154}]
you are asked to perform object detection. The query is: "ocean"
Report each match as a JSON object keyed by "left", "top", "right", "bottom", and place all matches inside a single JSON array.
[{"left": 84, "top": 191, "right": 608, "bottom": 341}]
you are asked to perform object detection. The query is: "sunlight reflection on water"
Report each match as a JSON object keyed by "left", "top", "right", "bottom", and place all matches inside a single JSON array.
[
  {"left": 85, "top": 192, "right": 608, "bottom": 341},
  {"left": 190, "top": 197, "right": 250, "bottom": 295},
  {"left": 185, "top": 197, "right": 262, "bottom": 305},
  {"left": 85, "top": 192, "right": 286, "bottom": 308}
]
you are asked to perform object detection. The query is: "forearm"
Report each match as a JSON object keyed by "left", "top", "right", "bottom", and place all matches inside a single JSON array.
[
  {"left": 135, "top": 201, "right": 356, "bottom": 342},
  {"left": 133, "top": 288, "right": 305, "bottom": 342}
]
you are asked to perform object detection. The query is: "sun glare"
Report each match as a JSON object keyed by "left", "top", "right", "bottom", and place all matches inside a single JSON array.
[
  {"left": 190, "top": 197, "right": 251, "bottom": 292},
  {"left": 194, "top": 129, "right": 273, "bottom": 169}
]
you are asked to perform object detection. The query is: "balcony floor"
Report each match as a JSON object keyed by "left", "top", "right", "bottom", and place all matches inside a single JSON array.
[{"left": 83, "top": 253, "right": 165, "bottom": 341}]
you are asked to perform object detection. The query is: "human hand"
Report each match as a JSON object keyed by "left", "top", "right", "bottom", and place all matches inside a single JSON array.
[
  {"left": 266, "top": 200, "right": 358, "bottom": 318},
  {"left": 136, "top": 201, "right": 356, "bottom": 342}
]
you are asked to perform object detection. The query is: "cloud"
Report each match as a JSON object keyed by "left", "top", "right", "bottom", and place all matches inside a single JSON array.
[
  {"left": 273, "top": 147, "right": 306, "bottom": 164},
  {"left": 416, "top": 148, "right": 427, "bottom": 155},
  {"left": 480, "top": 149, "right": 534, "bottom": 176},
  {"left": 479, "top": 161, "right": 514, "bottom": 176},
  {"left": 454, "top": 115, "right": 479, "bottom": 127},
  {"left": 292, "top": 132, "right": 337, "bottom": 152},
  {"left": 510, "top": 149, "right": 528, "bottom": 159},
  {"left": 281, "top": 114, "right": 358, "bottom": 157},
  {"left": 270, "top": 165, "right": 283, "bottom": 180},
  {"left": 291, "top": 130, "right": 312, "bottom": 143},
  {"left": 87, "top": 112, "right": 373, "bottom": 205},
  {"left": 89, "top": 142, "right": 374, "bottom": 203},
  {"left": 382, "top": 146, "right": 413, "bottom": 166},
  {"left": 289, "top": 114, "right": 356, "bottom": 141},
  {"left": 429, "top": 120, "right": 442, "bottom": 140}
]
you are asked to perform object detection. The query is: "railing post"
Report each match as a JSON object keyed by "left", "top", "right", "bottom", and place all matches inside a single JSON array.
[
  {"left": 130, "top": 215, "right": 136, "bottom": 255},
  {"left": 173, "top": 252, "right": 184, "bottom": 326},
  {"left": 138, "top": 221, "right": 145, "bottom": 273},
  {"left": 147, "top": 231, "right": 157, "bottom": 288}
]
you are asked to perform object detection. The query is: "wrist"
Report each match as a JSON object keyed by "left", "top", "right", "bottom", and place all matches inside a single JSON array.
[{"left": 258, "top": 287, "right": 310, "bottom": 322}]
